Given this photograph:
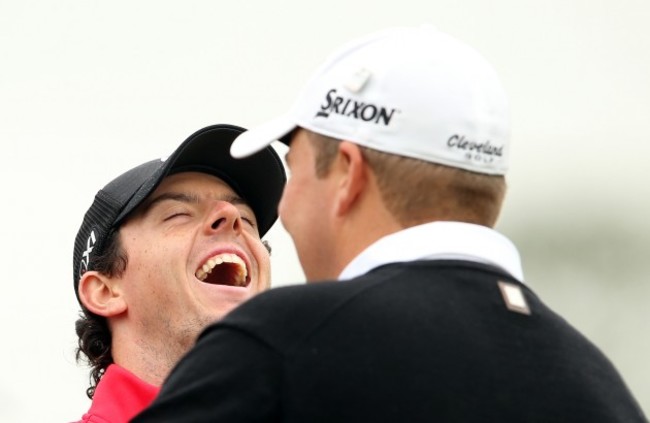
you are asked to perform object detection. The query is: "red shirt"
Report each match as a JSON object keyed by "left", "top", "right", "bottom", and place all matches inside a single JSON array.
[{"left": 74, "top": 364, "right": 160, "bottom": 423}]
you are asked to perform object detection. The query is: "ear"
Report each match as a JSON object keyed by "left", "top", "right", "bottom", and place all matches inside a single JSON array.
[
  {"left": 333, "top": 141, "right": 368, "bottom": 216},
  {"left": 78, "top": 270, "right": 127, "bottom": 317}
]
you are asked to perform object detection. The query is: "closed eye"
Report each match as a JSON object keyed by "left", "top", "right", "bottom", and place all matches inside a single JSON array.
[
  {"left": 241, "top": 216, "right": 256, "bottom": 227},
  {"left": 164, "top": 212, "right": 191, "bottom": 221}
]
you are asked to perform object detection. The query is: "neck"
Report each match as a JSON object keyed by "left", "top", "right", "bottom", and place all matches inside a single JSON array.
[
  {"left": 110, "top": 321, "right": 191, "bottom": 386},
  {"left": 331, "top": 189, "right": 402, "bottom": 280}
]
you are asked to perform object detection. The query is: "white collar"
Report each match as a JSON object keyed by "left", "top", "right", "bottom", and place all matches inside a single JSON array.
[{"left": 338, "top": 221, "right": 524, "bottom": 282}]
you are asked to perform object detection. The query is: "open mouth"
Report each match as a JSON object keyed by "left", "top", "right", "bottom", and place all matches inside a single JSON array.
[{"left": 195, "top": 253, "right": 250, "bottom": 287}]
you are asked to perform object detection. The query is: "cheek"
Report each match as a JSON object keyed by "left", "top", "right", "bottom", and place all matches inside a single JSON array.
[
  {"left": 278, "top": 180, "right": 299, "bottom": 227},
  {"left": 279, "top": 188, "right": 319, "bottom": 254},
  {"left": 247, "top": 237, "right": 271, "bottom": 291},
  {"left": 123, "top": 237, "right": 181, "bottom": 284},
  {"left": 278, "top": 192, "right": 311, "bottom": 241},
  {"left": 257, "top": 251, "right": 271, "bottom": 290},
  {"left": 279, "top": 169, "right": 318, "bottom": 213}
]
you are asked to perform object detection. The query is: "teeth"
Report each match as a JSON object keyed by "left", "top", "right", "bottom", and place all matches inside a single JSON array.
[{"left": 195, "top": 253, "right": 248, "bottom": 285}]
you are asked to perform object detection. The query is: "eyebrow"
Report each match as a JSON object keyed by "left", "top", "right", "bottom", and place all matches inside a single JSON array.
[
  {"left": 139, "top": 191, "right": 251, "bottom": 216},
  {"left": 141, "top": 192, "right": 199, "bottom": 214}
]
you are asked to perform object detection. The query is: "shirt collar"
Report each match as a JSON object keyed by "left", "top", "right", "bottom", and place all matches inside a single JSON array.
[
  {"left": 338, "top": 221, "right": 524, "bottom": 282},
  {"left": 81, "top": 364, "right": 160, "bottom": 422}
]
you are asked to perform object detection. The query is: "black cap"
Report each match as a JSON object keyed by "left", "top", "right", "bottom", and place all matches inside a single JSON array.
[{"left": 72, "top": 124, "right": 286, "bottom": 301}]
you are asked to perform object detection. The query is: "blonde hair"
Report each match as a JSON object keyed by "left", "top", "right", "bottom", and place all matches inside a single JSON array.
[{"left": 306, "top": 131, "right": 506, "bottom": 227}]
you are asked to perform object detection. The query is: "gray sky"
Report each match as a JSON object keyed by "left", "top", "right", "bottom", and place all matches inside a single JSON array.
[{"left": 1, "top": 1, "right": 649, "bottom": 421}]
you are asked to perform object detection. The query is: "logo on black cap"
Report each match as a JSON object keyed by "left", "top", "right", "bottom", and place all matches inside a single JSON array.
[{"left": 78, "top": 230, "right": 97, "bottom": 280}]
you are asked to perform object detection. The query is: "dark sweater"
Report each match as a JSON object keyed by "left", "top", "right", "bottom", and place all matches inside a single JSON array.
[{"left": 134, "top": 260, "right": 647, "bottom": 422}]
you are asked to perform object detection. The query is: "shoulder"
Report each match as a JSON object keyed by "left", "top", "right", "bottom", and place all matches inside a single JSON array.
[
  {"left": 229, "top": 262, "right": 417, "bottom": 319},
  {"left": 197, "top": 260, "right": 511, "bottom": 350},
  {"left": 222, "top": 260, "right": 490, "bottom": 328},
  {"left": 199, "top": 269, "right": 396, "bottom": 351},
  {"left": 219, "top": 279, "right": 365, "bottom": 344}
]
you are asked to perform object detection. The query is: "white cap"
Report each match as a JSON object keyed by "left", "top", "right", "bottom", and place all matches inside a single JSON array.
[{"left": 231, "top": 25, "right": 510, "bottom": 175}]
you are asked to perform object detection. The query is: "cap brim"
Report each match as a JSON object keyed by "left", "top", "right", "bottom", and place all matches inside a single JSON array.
[{"left": 231, "top": 114, "right": 296, "bottom": 158}]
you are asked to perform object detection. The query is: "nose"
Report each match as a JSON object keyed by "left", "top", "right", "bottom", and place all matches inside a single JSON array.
[{"left": 204, "top": 201, "right": 243, "bottom": 236}]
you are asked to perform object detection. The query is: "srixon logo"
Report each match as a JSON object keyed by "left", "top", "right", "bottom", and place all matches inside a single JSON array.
[{"left": 315, "top": 89, "right": 398, "bottom": 126}]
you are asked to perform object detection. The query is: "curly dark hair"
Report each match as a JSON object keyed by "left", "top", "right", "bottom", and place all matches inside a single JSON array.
[{"left": 75, "top": 230, "right": 128, "bottom": 399}]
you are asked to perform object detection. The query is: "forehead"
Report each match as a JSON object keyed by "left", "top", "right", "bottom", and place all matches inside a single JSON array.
[
  {"left": 285, "top": 129, "right": 314, "bottom": 161},
  {"left": 153, "top": 171, "right": 237, "bottom": 196}
]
